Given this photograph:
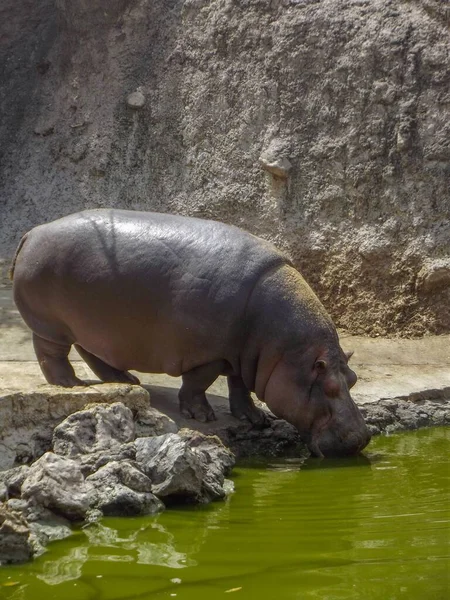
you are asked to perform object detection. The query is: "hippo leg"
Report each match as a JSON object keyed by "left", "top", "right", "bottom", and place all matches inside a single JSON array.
[
  {"left": 74, "top": 345, "right": 140, "bottom": 385},
  {"left": 227, "top": 375, "right": 270, "bottom": 428},
  {"left": 179, "top": 360, "right": 227, "bottom": 422},
  {"left": 33, "top": 333, "right": 86, "bottom": 387}
]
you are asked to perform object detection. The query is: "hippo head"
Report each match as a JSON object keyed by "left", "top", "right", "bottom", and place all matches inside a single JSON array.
[{"left": 263, "top": 347, "right": 371, "bottom": 458}]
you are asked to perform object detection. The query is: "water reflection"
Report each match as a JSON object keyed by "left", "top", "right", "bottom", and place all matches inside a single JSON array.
[
  {"left": 37, "top": 547, "right": 88, "bottom": 586},
  {"left": 0, "top": 428, "right": 448, "bottom": 600},
  {"left": 34, "top": 490, "right": 235, "bottom": 586}
]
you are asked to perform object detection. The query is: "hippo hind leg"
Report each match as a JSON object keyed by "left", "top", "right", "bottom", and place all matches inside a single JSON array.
[
  {"left": 33, "top": 333, "right": 86, "bottom": 387},
  {"left": 179, "top": 360, "right": 227, "bottom": 423},
  {"left": 228, "top": 375, "right": 271, "bottom": 429},
  {"left": 74, "top": 345, "right": 140, "bottom": 385}
]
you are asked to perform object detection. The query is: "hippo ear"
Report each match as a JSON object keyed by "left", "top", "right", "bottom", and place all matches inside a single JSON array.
[
  {"left": 314, "top": 360, "right": 327, "bottom": 373},
  {"left": 345, "top": 350, "right": 354, "bottom": 363}
]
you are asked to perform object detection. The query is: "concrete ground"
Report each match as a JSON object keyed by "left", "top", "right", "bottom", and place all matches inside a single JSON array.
[{"left": 1, "top": 285, "right": 449, "bottom": 405}]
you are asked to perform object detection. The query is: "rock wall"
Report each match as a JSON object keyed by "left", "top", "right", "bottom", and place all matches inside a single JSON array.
[{"left": 0, "top": 0, "right": 449, "bottom": 335}]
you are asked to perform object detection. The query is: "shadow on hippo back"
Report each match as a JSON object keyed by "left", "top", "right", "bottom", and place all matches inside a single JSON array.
[{"left": 9, "top": 209, "right": 371, "bottom": 457}]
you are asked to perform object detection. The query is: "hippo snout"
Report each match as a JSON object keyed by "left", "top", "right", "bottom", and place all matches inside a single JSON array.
[{"left": 308, "top": 425, "right": 372, "bottom": 458}]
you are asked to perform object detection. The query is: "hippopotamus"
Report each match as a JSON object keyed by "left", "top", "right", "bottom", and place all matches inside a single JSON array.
[{"left": 10, "top": 209, "right": 370, "bottom": 457}]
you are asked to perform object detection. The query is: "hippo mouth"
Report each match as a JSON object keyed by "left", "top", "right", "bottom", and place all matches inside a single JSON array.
[{"left": 303, "top": 428, "right": 371, "bottom": 458}]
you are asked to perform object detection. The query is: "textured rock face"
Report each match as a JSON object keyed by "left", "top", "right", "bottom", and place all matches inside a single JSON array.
[
  {"left": 86, "top": 460, "right": 164, "bottom": 517},
  {"left": 0, "top": 383, "right": 150, "bottom": 471},
  {"left": 0, "top": 399, "right": 236, "bottom": 563},
  {"left": 14, "top": 403, "right": 234, "bottom": 510},
  {"left": 0, "top": 0, "right": 449, "bottom": 335},
  {"left": 134, "top": 407, "right": 179, "bottom": 438},
  {"left": 0, "top": 505, "right": 34, "bottom": 564},
  {"left": 359, "top": 398, "right": 450, "bottom": 436},
  {"left": 135, "top": 430, "right": 235, "bottom": 504},
  {"left": 52, "top": 402, "right": 136, "bottom": 458},
  {"left": 21, "top": 453, "right": 96, "bottom": 520}
]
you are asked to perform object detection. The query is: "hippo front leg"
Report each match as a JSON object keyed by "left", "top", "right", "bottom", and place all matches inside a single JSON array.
[
  {"left": 227, "top": 375, "right": 270, "bottom": 429},
  {"left": 179, "top": 360, "right": 227, "bottom": 422}
]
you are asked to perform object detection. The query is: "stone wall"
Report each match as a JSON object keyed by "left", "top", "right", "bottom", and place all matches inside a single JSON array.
[{"left": 0, "top": 0, "right": 449, "bottom": 335}]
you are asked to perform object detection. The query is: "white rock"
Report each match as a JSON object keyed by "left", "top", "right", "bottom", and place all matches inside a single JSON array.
[
  {"left": 53, "top": 402, "right": 135, "bottom": 458},
  {"left": 126, "top": 90, "right": 145, "bottom": 109},
  {"left": 21, "top": 453, "right": 96, "bottom": 521},
  {"left": 135, "top": 431, "right": 235, "bottom": 504},
  {"left": 0, "top": 504, "right": 34, "bottom": 564},
  {"left": 417, "top": 258, "right": 450, "bottom": 293},
  {"left": 259, "top": 139, "right": 292, "bottom": 178},
  {"left": 86, "top": 460, "right": 164, "bottom": 516},
  {"left": 135, "top": 406, "right": 179, "bottom": 437}
]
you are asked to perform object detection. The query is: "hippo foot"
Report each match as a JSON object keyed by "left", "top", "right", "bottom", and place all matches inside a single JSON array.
[
  {"left": 180, "top": 405, "right": 217, "bottom": 423},
  {"left": 179, "top": 396, "right": 217, "bottom": 423},
  {"left": 231, "top": 404, "right": 271, "bottom": 429},
  {"left": 126, "top": 372, "right": 141, "bottom": 385}
]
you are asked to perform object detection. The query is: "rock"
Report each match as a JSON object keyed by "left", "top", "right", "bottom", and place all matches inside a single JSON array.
[
  {"left": 226, "top": 416, "right": 307, "bottom": 459},
  {"left": 86, "top": 460, "right": 164, "bottom": 516},
  {"left": 126, "top": 90, "right": 145, "bottom": 109},
  {"left": 0, "top": 465, "right": 30, "bottom": 498},
  {"left": 179, "top": 400, "right": 307, "bottom": 459},
  {"left": 359, "top": 403, "right": 396, "bottom": 436},
  {"left": 135, "top": 431, "right": 235, "bottom": 504},
  {"left": 29, "top": 518, "right": 72, "bottom": 548},
  {"left": 360, "top": 398, "right": 450, "bottom": 435},
  {"left": 33, "top": 122, "right": 54, "bottom": 136},
  {"left": 21, "top": 453, "right": 96, "bottom": 521},
  {"left": 356, "top": 226, "right": 393, "bottom": 262},
  {"left": 53, "top": 402, "right": 135, "bottom": 458},
  {"left": 0, "top": 483, "right": 7, "bottom": 502},
  {"left": 259, "top": 139, "right": 292, "bottom": 178},
  {"left": 222, "top": 479, "right": 235, "bottom": 496},
  {"left": 393, "top": 402, "right": 429, "bottom": 431},
  {"left": 78, "top": 442, "right": 137, "bottom": 477},
  {"left": 0, "top": 384, "right": 149, "bottom": 470},
  {"left": 0, "top": 504, "right": 34, "bottom": 564},
  {"left": 417, "top": 259, "right": 450, "bottom": 292},
  {"left": 6, "top": 498, "right": 29, "bottom": 514},
  {"left": 179, "top": 429, "right": 234, "bottom": 472},
  {"left": 135, "top": 406, "right": 179, "bottom": 437},
  {"left": 179, "top": 429, "right": 235, "bottom": 500}
]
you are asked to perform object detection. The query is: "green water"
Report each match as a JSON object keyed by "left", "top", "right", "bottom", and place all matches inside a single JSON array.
[{"left": 1, "top": 428, "right": 449, "bottom": 600}]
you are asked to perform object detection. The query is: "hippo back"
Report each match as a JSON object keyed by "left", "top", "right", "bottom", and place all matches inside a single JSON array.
[{"left": 13, "top": 209, "right": 289, "bottom": 376}]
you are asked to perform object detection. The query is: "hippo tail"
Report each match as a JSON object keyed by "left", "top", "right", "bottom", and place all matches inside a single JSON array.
[{"left": 8, "top": 232, "right": 29, "bottom": 281}]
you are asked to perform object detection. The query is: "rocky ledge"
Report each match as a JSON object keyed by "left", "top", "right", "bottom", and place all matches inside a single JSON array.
[
  {"left": 0, "top": 397, "right": 235, "bottom": 565},
  {"left": 0, "top": 382, "right": 449, "bottom": 565}
]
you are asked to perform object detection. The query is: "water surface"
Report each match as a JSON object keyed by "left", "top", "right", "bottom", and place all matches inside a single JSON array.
[{"left": 1, "top": 427, "right": 449, "bottom": 600}]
